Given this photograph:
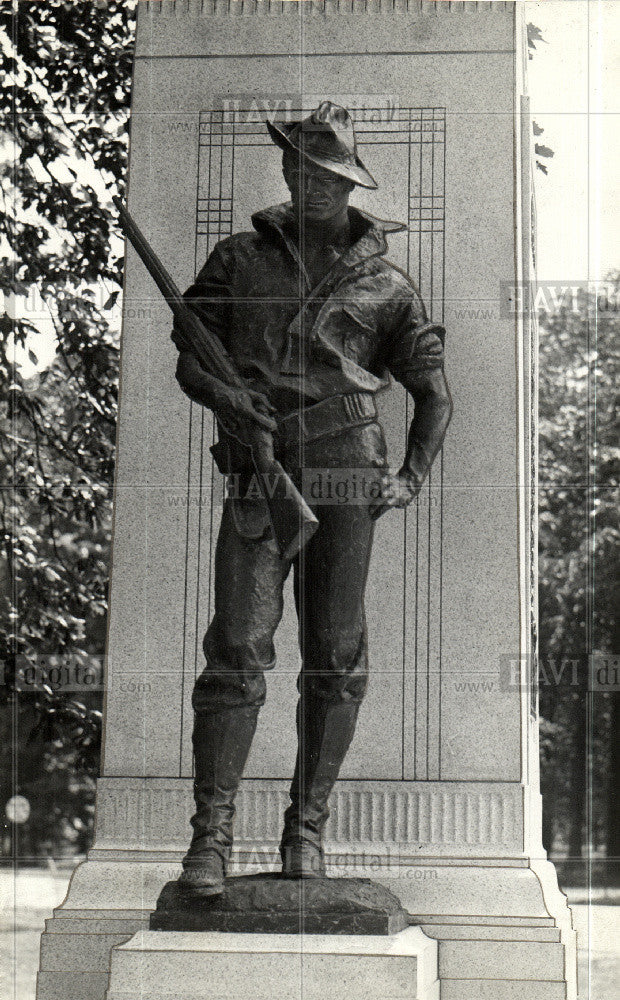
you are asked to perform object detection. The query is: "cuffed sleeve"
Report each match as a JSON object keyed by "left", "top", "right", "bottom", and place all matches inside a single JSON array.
[{"left": 382, "top": 290, "right": 445, "bottom": 384}]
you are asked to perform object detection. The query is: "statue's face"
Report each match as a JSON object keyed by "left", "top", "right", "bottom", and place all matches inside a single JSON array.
[{"left": 283, "top": 158, "right": 354, "bottom": 222}]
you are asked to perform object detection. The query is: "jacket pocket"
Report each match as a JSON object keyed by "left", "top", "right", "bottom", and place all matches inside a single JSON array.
[{"left": 339, "top": 306, "right": 376, "bottom": 363}]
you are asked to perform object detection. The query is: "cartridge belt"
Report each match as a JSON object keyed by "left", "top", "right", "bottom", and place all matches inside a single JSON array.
[{"left": 277, "top": 392, "right": 377, "bottom": 447}]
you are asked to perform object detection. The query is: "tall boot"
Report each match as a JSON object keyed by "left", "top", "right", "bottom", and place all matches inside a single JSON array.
[
  {"left": 280, "top": 685, "right": 361, "bottom": 877},
  {"left": 179, "top": 705, "right": 259, "bottom": 894}
]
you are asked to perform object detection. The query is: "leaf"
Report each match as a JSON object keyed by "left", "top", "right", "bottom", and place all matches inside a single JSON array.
[
  {"left": 535, "top": 144, "right": 555, "bottom": 160},
  {"left": 527, "top": 23, "right": 547, "bottom": 50},
  {"left": 533, "top": 121, "right": 545, "bottom": 137}
]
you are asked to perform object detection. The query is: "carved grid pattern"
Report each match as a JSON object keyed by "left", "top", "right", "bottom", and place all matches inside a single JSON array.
[{"left": 179, "top": 107, "right": 446, "bottom": 782}]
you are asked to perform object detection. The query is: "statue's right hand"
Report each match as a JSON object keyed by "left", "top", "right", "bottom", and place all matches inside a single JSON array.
[
  {"left": 175, "top": 352, "right": 277, "bottom": 434},
  {"left": 214, "top": 385, "right": 278, "bottom": 434}
]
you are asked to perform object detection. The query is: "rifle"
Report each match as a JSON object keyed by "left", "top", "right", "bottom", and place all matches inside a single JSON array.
[{"left": 113, "top": 197, "right": 318, "bottom": 561}]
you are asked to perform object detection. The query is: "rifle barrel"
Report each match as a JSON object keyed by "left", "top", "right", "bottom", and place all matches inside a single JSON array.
[
  {"left": 113, "top": 197, "right": 185, "bottom": 306},
  {"left": 112, "top": 196, "right": 319, "bottom": 559},
  {"left": 114, "top": 196, "right": 243, "bottom": 387}
]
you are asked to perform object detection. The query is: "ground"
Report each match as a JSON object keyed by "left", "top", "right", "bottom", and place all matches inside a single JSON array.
[{"left": 0, "top": 867, "right": 618, "bottom": 999}]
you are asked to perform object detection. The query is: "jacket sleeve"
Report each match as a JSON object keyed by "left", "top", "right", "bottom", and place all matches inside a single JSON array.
[
  {"left": 170, "top": 242, "right": 233, "bottom": 353},
  {"left": 381, "top": 285, "right": 446, "bottom": 385},
  {"left": 379, "top": 284, "right": 452, "bottom": 489}
]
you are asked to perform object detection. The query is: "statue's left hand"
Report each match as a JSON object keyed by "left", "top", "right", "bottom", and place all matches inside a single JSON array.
[{"left": 369, "top": 469, "right": 420, "bottom": 520}]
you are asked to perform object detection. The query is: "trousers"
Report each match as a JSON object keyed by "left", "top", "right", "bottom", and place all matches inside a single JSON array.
[{"left": 191, "top": 420, "right": 388, "bottom": 715}]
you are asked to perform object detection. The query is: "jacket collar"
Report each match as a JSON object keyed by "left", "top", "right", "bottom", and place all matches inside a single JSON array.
[{"left": 251, "top": 202, "right": 406, "bottom": 270}]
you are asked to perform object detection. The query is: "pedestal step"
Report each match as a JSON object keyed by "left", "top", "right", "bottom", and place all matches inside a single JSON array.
[
  {"left": 45, "top": 915, "right": 144, "bottom": 935},
  {"left": 437, "top": 939, "right": 565, "bottom": 981},
  {"left": 440, "top": 980, "right": 567, "bottom": 1000},
  {"left": 40, "top": 932, "right": 135, "bottom": 973},
  {"left": 104, "top": 928, "right": 440, "bottom": 1000},
  {"left": 421, "top": 923, "right": 561, "bottom": 942},
  {"left": 36, "top": 915, "right": 146, "bottom": 1000},
  {"left": 36, "top": 972, "right": 111, "bottom": 1000}
]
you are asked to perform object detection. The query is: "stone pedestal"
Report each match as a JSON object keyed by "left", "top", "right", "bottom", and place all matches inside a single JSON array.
[
  {"left": 103, "top": 928, "right": 439, "bottom": 1000},
  {"left": 37, "top": 3, "right": 577, "bottom": 1000}
]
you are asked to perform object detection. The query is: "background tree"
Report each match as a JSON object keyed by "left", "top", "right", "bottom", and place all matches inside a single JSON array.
[
  {"left": 538, "top": 276, "right": 619, "bottom": 879},
  {"left": 0, "top": 0, "right": 136, "bottom": 857}
]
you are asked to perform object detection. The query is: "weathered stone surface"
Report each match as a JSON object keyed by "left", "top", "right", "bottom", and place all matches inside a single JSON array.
[
  {"left": 150, "top": 875, "right": 409, "bottom": 934},
  {"left": 105, "top": 927, "right": 439, "bottom": 1000}
]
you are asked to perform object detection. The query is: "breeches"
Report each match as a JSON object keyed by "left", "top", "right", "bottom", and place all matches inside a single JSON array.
[{"left": 192, "top": 422, "right": 386, "bottom": 714}]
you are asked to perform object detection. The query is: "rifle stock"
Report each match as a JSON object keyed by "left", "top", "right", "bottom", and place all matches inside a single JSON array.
[
  {"left": 114, "top": 197, "right": 318, "bottom": 559},
  {"left": 251, "top": 455, "right": 319, "bottom": 563}
]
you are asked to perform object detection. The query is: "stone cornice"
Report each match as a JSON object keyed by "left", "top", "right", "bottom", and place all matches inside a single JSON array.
[
  {"left": 143, "top": 0, "right": 513, "bottom": 16},
  {"left": 135, "top": 0, "right": 515, "bottom": 60}
]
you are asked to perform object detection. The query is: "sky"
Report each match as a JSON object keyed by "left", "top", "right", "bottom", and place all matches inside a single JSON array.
[{"left": 528, "top": 0, "right": 619, "bottom": 284}]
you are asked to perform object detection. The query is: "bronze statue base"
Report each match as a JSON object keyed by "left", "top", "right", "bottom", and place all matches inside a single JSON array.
[{"left": 150, "top": 874, "right": 409, "bottom": 935}]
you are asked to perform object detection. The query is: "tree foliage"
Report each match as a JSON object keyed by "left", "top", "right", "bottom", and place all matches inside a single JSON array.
[
  {"left": 0, "top": 0, "right": 136, "bottom": 854},
  {"left": 527, "top": 22, "right": 548, "bottom": 58},
  {"left": 538, "top": 276, "right": 619, "bottom": 864},
  {"left": 527, "top": 23, "right": 554, "bottom": 174}
]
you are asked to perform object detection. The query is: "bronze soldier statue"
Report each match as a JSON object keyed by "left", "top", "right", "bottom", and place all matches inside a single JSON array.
[{"left": 172, "top": 102, "right": 452, "bottom": 895}]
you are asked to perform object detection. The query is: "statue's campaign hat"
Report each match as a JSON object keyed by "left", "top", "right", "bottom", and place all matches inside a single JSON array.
[{"left": 266, "top": 101, "right": 378, "bottom": 190}]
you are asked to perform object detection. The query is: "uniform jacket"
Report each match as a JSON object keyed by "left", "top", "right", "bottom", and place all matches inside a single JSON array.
[
  {"left": 174, "top": 202, "right": 446, "bottom": 539},
  {"left": 176, "top": 201, "right": 445, "bottom": 412}
]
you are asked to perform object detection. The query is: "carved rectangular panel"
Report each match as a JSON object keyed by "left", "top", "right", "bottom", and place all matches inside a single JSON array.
[
  {"left": 93, "top": 777, "right": 524, "bottom": 859},
  {"left": 178, "top": 105, "right": 446, "bottom": 781}
]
